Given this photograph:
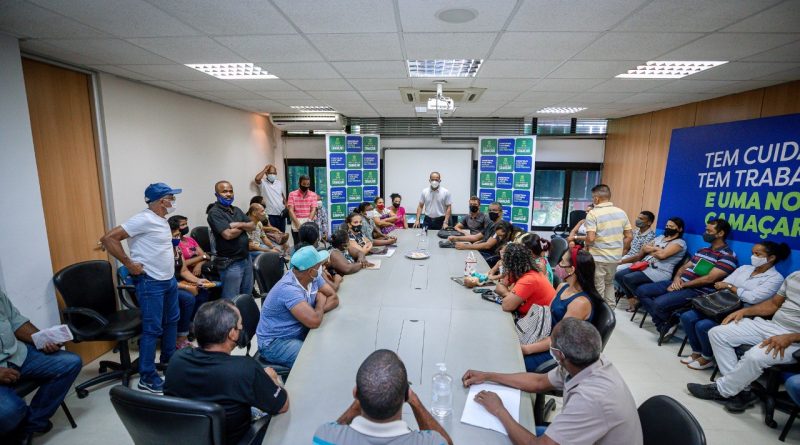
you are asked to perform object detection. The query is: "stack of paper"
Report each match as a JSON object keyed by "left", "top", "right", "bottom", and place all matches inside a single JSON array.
[
  {"left": 365, "top": 259, "right": 382, "bottom": 270},
  {"left": 372, "top": 247, "right": 396, "bottom": 258},
  {"left": 460, "top": 383, "right": 521, "bottom": 435},
  {"left": 31, "top": 324, "right": 73, "bottom": 349}
]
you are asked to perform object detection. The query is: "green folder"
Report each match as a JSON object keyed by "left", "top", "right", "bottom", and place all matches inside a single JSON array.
[{"left": 692, "top": 258, "right": 715, "bottom": 277}]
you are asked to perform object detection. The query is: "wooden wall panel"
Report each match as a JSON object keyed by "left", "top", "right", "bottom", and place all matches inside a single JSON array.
[
  {"left": 22, "top": 59, "right": 114, "bottom": 364},
  {"left": 694, "top": 89, "right": 764, "bottom": 126},
  {"left": 761, "top": 80, "right": 800, "bottom": 117},
  {"left": 603, "top": 113, "right": 651, "bottom": 221}
]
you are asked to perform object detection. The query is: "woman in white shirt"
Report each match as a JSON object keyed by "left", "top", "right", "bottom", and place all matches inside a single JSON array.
[{"left": 679, "top": 241, "right": 790, "bottom": 370}]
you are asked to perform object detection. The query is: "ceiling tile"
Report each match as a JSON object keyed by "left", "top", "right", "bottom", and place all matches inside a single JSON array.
[
  {"left": 403, "top": 32, "right": 497, "bottom": 59},
  {"left": 616, "top": 92, "right": 717, "bottom": 104},
  {"left": 117, "top": 64, "right": 214, "bottom": 80},
  {"left": 702, "top": 79, "right": 786, "bottom": 94},
  {"left": 254, "top": 90, "right": 314, "bottom": 100},
  {"left": 615, "top": 0, "right": 783, "bottom": 32},
  {"left": 476, "top": 60, "right": 561, "bottom": 79},
  {"left": 154, "top": 0, "right": 296, "bottom": 35},
  {"left": 89, "top": 64, "right": 155, "bottom": 80},
  {"left": 235, "top": 99, "right": 294, "bottom": 111},
  {"left": 529, "top": 78, "right": 607, "bottom": 92},
  {"left": 398, "top": 0, "right": 517, "bottom": 32},
  {"left": 308, "top": 90, "right": 365, "bottom": 101},
  {"left": 742, "top": 40, "right": 800, "bottom": 63},
  {"left": 514, "top": 91, "right": 577, "bottom": 103},
  {"left": 285, "top": 78, "right": 353, "bottom": 90},
  {"left": 756, "top": 65, "right": 800, "bottom": 81},
  {"left": 491, "top": 32, "right": 599, "bottom": 60},
  {"left": 169, "top": 79, "right": 243, "bottom": 91},
  {"left": 566, "top": 92, "right": 635, "bottom": 104},
  {"left": 723, "top": 1, "right": 800, "bottom": 33},
  {"left": 273, "top": 99, "right": 329, "bottom": 107},
  {"left": 307, "top": 33, "right": 402, "bottom": 61},
  {"left": 205, "top": 89, "right": 261, "bottom": 100},
  {"left": 645, "top": 79, "right": 740, "bottom": 93},
  {"left": 509, "top": 0, "right": 647, "bottom": 32},
  {"left": 331, "top": 61, "right": 407, "bottom": 79},
  {"left": 410, "top": 77, "right": 473, "bottom": 88},
  {"left": 475, "top": 90, "right": 523, "bottom": 101},
  {"left": 39, "top": 38, "right": 172, "bottom": 64},
  {"left": 29, "top": 0, "right": 200, "bottom": 37},
  {"left": 588, "top": 78, "right": 673, "bottom": 92},
  {"left": 573, "top": 32, "right": 703, "bottom": 60},
  {"left": 659, "top": 33, "right": 799, "bottom": 61},
  {"left": 262, "top": 62, "right": 340, "bottom": 79},
  {"left": 0, "top": 0, "right": 109, "bottom": 38},
  {"left": 226, "top": 79, "right": 299, "bottom": 91},
  {"left": 360, "top": 90, "right": 404, "bottom": 101},
  {"left": 472, "top": 78, "right": 538, "bottom": 91},
  {"left": 127, "top": 37, "right": 246, "bottom": 64},
  {"left": 547, "top": 60, "right": 636, "bottom": 78},
  {"left": 19, "top": 40, "right": 106, "bottom": 65},
  {"left": 272, "top": 0, "right": 397, "bottom": 33},
  {"left": 688, "top": 62, "right": 800, "bottom": 81},
  {"left": 348, "top": 78, "right": 412, "bottom": 90},
  {"left": 215, "top": 35, "right": 322, "bottom": 62},
  {"left": 141, "top": 80, "right": 191, "bottom": 91}
]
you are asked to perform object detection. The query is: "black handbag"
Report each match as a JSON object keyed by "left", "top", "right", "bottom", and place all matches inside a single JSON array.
[
  {"left": 437, "top": 228, "right": 462, "bottom": 239},
  {"left": 438, "top": 240, "right": 455, "bottom": 248},
  {"left": 691, "top": 289, "right": 742, "bottom": 322}
]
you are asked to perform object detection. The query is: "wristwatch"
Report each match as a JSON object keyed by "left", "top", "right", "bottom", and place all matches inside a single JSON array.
[{"left": 727, "top": 284, "right": 733, "bottom": 290}]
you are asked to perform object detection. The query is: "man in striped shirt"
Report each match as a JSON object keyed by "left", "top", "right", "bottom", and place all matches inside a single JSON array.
[
  {"left": 637, "top": 218, "right": 738, "bottom": 335},
  {"left": 584, "top": 184, "right": 633, "bottom": 308},
  {"left": 287, "top": 175, "right": 318, "bottom": 246}
]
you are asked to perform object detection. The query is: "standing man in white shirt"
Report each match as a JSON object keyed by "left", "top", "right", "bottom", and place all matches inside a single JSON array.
[
  {"left": 254, "top": 164, "right": 287, "bottom": 234},
  {"left": 101, "top": 182, "right": 181, "bottom": 394},
  {"left": 413, "top": 171, "right": 452, "bottom": 230}
]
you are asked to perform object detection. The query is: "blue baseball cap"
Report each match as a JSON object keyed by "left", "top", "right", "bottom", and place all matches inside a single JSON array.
[
  {"left": 144, "top": 183, "right": 182, "bottom": 203},
  {"left": 290, "top": 246, "right": 330, "bottom": 271}
]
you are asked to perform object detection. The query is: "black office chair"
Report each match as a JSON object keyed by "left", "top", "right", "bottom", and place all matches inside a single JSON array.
[
  {"left": 12, "top": 379, "right": 77, "bottom": 429},
  {"left": 190, "top": 226, "right": 214, "bottom": 254},
  {"left": 231, "top": 293, "right": 291, "bottom": 378},
  {"left": 253, "top": 252, "right": 285, "bottom": 298},
  {"left": 110, "top": 385, "right": 269, "bottom": 445},
  {"left": 552, "top": 210, "right": 586, "bottom": 238},
  {"left": 53, "top": 260, "right": 142, "bottom": 398},
  {"left": 638, "top": 395, "right": 706, "bottom": 445},
  {"left": 547, "top": 236, "right": 569, "bottom": 268}
]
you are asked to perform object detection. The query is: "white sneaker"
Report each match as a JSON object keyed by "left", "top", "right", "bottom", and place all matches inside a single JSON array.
[
  {"left": 688, "top": 359, "right": 715, "bottom": 370},
  {"left": 680, "top": 354, "right": 700, "bottom": 364}
]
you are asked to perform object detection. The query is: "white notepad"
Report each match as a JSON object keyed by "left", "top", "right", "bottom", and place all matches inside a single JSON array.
[
  {"left": 460, "top": 383, "right": 521, "bottom": 435},
  {"left": 372, "top": 247, "right": 396, "bottom": 258},
  {"left": 365, "top": 259, "right": 382, "bottom": 270}
]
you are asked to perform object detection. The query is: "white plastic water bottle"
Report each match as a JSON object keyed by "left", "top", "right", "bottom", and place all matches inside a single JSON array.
[
  {"left": 465, "top": 252, "right": 477, "bottom": 275},
  {"left": 431, "top": 363, "right": 453, "bottom": 417}
]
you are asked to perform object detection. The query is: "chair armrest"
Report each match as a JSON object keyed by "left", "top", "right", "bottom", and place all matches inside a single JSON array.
[
  {"left": 237, "top": 415, "right": 271, "bottom": 445},
  {"left": 533, "top": 359, "right": 557, "bottom": 374},
  {"left": 793, "top": 349, "right": 800, "bottom": 362},
  {"left": 62, "top": 307, "right": 109, "bottom": 338},
  {"left": 116, "top": 285, "right": 138, "bottom": 310}
]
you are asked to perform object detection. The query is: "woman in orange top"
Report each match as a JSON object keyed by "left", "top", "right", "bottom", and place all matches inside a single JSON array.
[{"left": 494, "top": 243, "right": 556, "bottom": 316}]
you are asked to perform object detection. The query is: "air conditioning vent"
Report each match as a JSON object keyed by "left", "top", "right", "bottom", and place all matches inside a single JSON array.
[
  {"left": 268, "top": 113, "right": 345, "bottom": 131},
  {"left": 399, "top": 87, "right": 485, "bottom": 104}
]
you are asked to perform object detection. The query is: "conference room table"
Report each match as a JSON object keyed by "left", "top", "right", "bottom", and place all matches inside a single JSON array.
[{"left": 263, "top": 229, "right": 535, "bottom": 444}]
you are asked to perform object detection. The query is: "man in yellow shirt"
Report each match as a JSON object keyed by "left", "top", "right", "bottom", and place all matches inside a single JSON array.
[{"left": 585, "top": 184, "right": 632, "bottom": 308}]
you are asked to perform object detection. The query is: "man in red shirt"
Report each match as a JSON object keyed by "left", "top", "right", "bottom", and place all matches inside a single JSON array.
[{"left": 286, "top": 175, "right": 318, "bottom": 246}]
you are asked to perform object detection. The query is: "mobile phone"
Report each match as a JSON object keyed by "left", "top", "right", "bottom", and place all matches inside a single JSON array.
[{"left": 481, "top": 291, "right": 502, "bottom": 304}]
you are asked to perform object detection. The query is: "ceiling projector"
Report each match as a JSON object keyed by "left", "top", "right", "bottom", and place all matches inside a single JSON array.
[{"left": 427, "top": 81, "right": 455, "bottom": 126}]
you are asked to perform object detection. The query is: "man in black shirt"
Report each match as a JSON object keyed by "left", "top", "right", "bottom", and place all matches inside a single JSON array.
[
  {"left": 165, "top": 300, "right": 289, "bottom": 445},
  {"left": 207, "top": 180, "right": 255, "bottom": 299}
]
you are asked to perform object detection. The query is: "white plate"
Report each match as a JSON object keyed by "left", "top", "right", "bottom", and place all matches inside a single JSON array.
[{"left": 405, "top": 251, "right": 430, "bottom": 260}]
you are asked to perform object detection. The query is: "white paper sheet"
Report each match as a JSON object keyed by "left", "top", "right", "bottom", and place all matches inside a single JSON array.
[
  {"left": 31, "top": 324, "right": 73, "bottom": 349},
  {"left": 460, "top": 383, "right": 521, "bottom": 435},
  {"left": 365, "top": 259, "right": 382, "bottom": 270},
  {"left": 372, "top": 247, "right": 396, "bottom": 258}
]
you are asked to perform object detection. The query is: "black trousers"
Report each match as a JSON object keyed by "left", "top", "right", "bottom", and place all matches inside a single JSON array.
[{"left": 423, "top": 215, "right": 446, "bottom": 230}]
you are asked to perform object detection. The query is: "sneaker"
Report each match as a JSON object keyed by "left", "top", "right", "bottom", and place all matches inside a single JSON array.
[
  {"left": 137, "top": 376, "right": 164, "bottom": 394},
  {"left": 724, "top": 390, "right": 759, "bottom": 413},
  {"left": 681, "top": 353, "right": 701, "bottom": 364},
  {"left": 688, "top": 358, "right": 715, "bottom": 370},
  {"left": 660, "top": 323, "right": 680, "bottom": 343},
  {"left": 687, "top": 383, "right": 727, "bottom": 401}
]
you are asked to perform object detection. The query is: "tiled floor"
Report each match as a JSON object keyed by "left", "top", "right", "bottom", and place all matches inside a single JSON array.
[{"left": 35, "top": 305, "right": 799, "bottom": 444}]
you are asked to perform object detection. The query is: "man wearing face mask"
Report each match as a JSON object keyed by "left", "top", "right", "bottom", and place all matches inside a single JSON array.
[
  {"left": 287, "top": 175, "right": 319, "bottom": 246},
  {"left": 256, "top": 246, "right": 339, "bottom": 368},
  {"left": 255, "top": 164, "right": 287, "bottom": 234},
  {"left": 447, "top": 202, "right": 503, "bottom": 245},
  {"left": 165, "top": 300, "right": 289, "bottom": 445},
  {"left": 207, "top": 181, "right": 256, "bottom": 300},
  {"left": 413, "top": 171, "right": 452, "bottom": 230},
  {"left": 462, "top": 318, "right": 642, "bottom": 445},
  {"left": 454, "top": 196, "right": 491, "bottom": 235},
  {"left": 101, "top": 182, "right": 182, "bottom": 394}
]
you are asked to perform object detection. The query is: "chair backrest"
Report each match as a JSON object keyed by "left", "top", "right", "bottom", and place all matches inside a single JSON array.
[
  {"left": 638, "top": 395, "right": 706, "bottom": 445},
  {"left": 231, "top": 293, "right": 259, "bottom": 355},
  {"left": 110, "top": 385, "right": 225, "bottom": 445},
  {"left": 253, "top": 252, "right": 285, "bottom": 297},
  {"left": 116, "top": 265, "right": 139, "bottom": 307},
  {"left": 567, "top": 210, "right": 587, "bottom": 231},
  {"left": 591, "top": 300, "right": 617, "bottom": 350},
  {"left": 190, "top": 226, "right": 214, "bottom": 255},
  {"left": 548, "top": 236, "right": 569, "bottom": 268},
  {"left": 672, "top": 251, "right": 693, "bottom": 280},
  {"left": 53, "top": 260, "right": 117, "bottom": 318}
]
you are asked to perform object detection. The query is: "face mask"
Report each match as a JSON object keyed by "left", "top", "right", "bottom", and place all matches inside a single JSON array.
[
  {"left": 317, "top": 201, "right": 324, "bottom": 209},
  {"left": 663, "top": 228, "right": 678, "bottom": 237},
  {"left": 171, "top": 238, "right": 181, "bottom": 247},
  {"left": 393, "top": 201, "right": 400, "bottom": 208},
  {"left": 376, "top": 204, "right": 385, "bottom": 211},
  {"left": 469, "top": 205, "right": 479, "bottom": 213},
  {"left": 300, "top": 185, "right": 309, "bottom": 192},
  {"left": 635, "top": 219, "right": 647, "bottom": 229},
  {"left": 702, "top": 232, "right": 717, "bottom": 243},
  {"left": 166, "top": 202, "right": 177, "bottom": 214},
  {"left": 549, "top": 348, "right": 569, "bottom": 380},
  {"left": 179, "top": 227, "right": 189, "bottom": 236},
  {"left": 488, "top": 211, "right": 500, "bottom": 221},
  {"left": 266, "top": 174, "right": 277, "bottom": 183},
  {"left": 235, "top": 328, "right": 249, "bottom": 349},
  {"left": 351, "top": 225, "right": 362, "bottom": 233},
  {"left": 216, "top": 193, "right": 234, "bottom": 207},
  {"left": 751, "top": 255, "right": 768, "bottom": 268},
  {"left": 430, "top": 180, "right": 440, "bottom": 189},
  {"left": 554, "top": 264, "right": 573, "bottom": 280}
]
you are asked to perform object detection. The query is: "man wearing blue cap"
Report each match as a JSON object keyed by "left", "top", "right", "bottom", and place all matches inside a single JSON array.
[
  {"left": 101, "top": 182, "right": 182, "bottom": 394},
  {"left": 256, "top": 246, "right": 339, "bottom": 368},
  {"left": 207, "top": 180, "right": 256, "bottom": 300}
]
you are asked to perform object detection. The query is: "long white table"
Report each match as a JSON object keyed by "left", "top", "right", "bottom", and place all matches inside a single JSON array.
[{"left": 263, "top": 229, "right": 534, "bottom": 444}]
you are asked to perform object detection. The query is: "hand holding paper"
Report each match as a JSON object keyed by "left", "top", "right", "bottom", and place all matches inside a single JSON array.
[
  {"left": 460, "top": 382, "right": 520, "bottom": 435},
  {"left": 31, "top": 324, "right": 73, "bottom": 350}
]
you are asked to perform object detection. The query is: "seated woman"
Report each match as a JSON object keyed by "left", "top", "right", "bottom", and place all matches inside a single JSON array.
[
  {"left": 170, "top": 221, "right": 210, "bottom": 350},
  {"left": 295, "top": 221, "right": 342, "bottom": 291},
  {"left": 372, "top": 197, "right": 398, "bottom": 235},
  {"left": 487, "top": 244, "right": 508, "bottom": 284},
  {"left": 345, "top": 212, "right": 373, "bottom": 259},
  {"left": 566, "top": 204, "right": 593, "bottom": 248},
  {"left": 246, "top": 203, "right": 283, "bottom": 261},
  {"left": 388, "top": 193, "right": 408, "bottom": 230},
  {"left": 522, "top": 246, "right": 601, "bottom": 372},
  {"left": 615, "top": 217, "right": 687, "bottom": 312},
  {"left": 328, "top": 229, "right": 370, "bottom": 276},
  {"left": 455, "top": 220, "right": 515, "bottom": 268},
  {"left": 494, "top": 244, "right": 556, "bottom": 316},
  {"left": 679, "top": 241, "right": 789, "bottom": 370},
  {"left": 355, "top": 202, "right": 397, "bottom": 247},
  {"left": 168, "top": 215, "right": 210, "bottom": 277},
  {"left": 519, "top": 233, "right": 553, "bottom": 284}
]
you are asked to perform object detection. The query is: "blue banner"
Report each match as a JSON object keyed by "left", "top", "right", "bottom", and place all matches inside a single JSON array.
[
  {"left": 496, "top": 173, "right": 513, "bottom": 189},
  {"left": 658, "top": 114, "right": 800, "bottom": 276},
  {"left": 363, "top": 186, "right": 379, "bottom": 201},
  {"left": 480, "top": 156, "right": 497, "bottom": 171},
  {"left": 346, "top": 136, "right": 362, "bottom": 152},
  {"left": 498, "top": 138, "right": 516, "bottom": 155},
  {"left": 329, "top": 153, "right": 346, "bottom": 169},
  {"left": 514, "top": 156, "right": 532, "bottom": 172},
  {"left": 329, "top": 187, "right": 347, "bottom": 203},
  {"left": 346, "top": 170, "right": 362, "bottom": 186},
  {"left": 363, "top": 153, "right": 379, "bottom": 169},
  {"left": 327, "top": 134, "right": 380, "bottom": 237},
  {"left": 479, "top": 188, "right": 496, "bottom": 204},
  {"left": 512, "top": 190, "right": 531, "bottom": 207}
]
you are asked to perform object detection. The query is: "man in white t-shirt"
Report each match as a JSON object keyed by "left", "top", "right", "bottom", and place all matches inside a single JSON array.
[
  {"left": 254, "top": 164, "right": 287, "bottom": 233},
  {"left": 101, "top": 182, "right": 181, "bottom": 394},
  {"left": 413, "top": 171, "right": 452, "bottom": 230}
]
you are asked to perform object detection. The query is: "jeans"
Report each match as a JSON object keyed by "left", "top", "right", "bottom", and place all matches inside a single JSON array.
[
  {"left": 259, "top": 337, "right": 304, "bottom": 368},
  {"left": 614, "top": 268, "right": 653, "bottom": 299},
  {"left": 636, "top": 280, "right": 700, "bottom": 330},
  {"left": 268, "top": 214, "right": 286, "bottom": 233},
  {"left": 786, "top": 374, "right": 800, "bottom": 405},
  {"left": 423, "top": 215, "right": 445, "bottom": 230},
  {"left": 177, "top": 288, "right": 208, "bottom": 337},
  {"left": 136, "top": 274, "right": 179, "bottom": 383},
  {"left": 219, "top": 257, "right": 254, "bottom": 300},
  {"left": 524, "top": 351, "right": 553, "bottom": 373},
  {"left": 0, "top": 345, "right": 82, "bottom": 433},
  {"left": 680, "top": 309, "right": 718, "bottom": 358}
]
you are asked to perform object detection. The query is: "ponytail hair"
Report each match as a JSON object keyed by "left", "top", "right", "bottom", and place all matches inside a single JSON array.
[
  {"left": 520, "top": 232, "right": 551, "bottom": 257},
  {"left": 759, "top": 241, "right": 791, "bottom": 263}
]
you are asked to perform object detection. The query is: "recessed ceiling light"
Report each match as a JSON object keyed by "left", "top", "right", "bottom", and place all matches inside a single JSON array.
[
  {"left": 407, "top": 59, "right": 483, "bottom": 78},
  {"left": 185, "top": 63, "right": 278, "bottom": 79},
  {"left": 537, "top": 107, "right": 587, "bottom": 114},
  {"left": 436, "top": 8, "right": 478, "bottom": 24},
  {"left": 616, "top": 61, "right": 727, "bottom": 79},
  {"left": 415, "top": 106, "right": 428, "bottom": 113},
  {"left": 290, "top": 105, "right": 336, "bottom": 112}
]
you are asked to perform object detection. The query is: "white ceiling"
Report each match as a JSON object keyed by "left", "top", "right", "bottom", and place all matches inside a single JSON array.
[{"left": 1, "top": 0, "right": 799, "bottom": 119}]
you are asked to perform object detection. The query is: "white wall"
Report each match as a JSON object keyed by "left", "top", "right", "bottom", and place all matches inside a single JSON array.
[
  {"left": 99, "top": 74, "right": 276, "bottom": 229},
  {"left": 0, "top": 36, "right": 59, "bottom": 328}
]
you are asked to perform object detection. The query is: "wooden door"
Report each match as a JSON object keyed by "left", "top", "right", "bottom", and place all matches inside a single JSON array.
[{"left": 22, "top": 58, "right": 114, "bottom": 363}]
